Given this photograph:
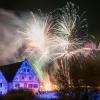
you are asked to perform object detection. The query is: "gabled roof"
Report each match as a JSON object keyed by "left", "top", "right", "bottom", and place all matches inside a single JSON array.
[
  {"left": 0, "top": 59, "right": 40, "bottom": 83},
  {"left": 13, "top": 59, "right": 40, "bottom": 83},
  {"left": 16, "top": 59, "right": 37, "bottom": 76},
  {"left": 0, "top": 61, "right": 22, "bottom": 82}
]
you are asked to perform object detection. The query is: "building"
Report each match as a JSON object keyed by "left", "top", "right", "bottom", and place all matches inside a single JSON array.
[
  {"left": 0, "top": 59, "right": 40, "bottom": 95},
  {"left": 0, "top": 71, "right": 8, "bottom": 94}
]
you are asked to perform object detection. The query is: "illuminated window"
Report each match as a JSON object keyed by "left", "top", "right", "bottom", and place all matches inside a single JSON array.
[
  {"left": 27, "top": 69, "right": 30, "bottom": 72},
  {"left": 16, "top": 77, "right": 18, "bottom": 80},
  {"left": 15, "top": 84, "right": 20, "bottom": 88},
  {"left": 22, "top": 76, "right": 24, "bottom": 79},
  {"left": 34, "top": 84, "right": 38, "bottom": 88},
  {"left": 0, "top": 83, "right": 2, "bottom": 87},
  {"left": 25, "top": 62, "right": 27, "bottom": 66},
  {"left": 29, "top": 76, "right": 32, "bottom": 80},
  {"left": 24, "top": 83, "right": 27, "bottom": 88},
  {"left": 23, "top": 68, "right": 26, "bottom": 72},
  {"left": 28, "top": 84, "right": 33, "bottom": 88}
]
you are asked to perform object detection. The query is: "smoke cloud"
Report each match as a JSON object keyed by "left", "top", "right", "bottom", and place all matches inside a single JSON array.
[{"left": 0, "top": 10, "right": 29, "bottom": 65}]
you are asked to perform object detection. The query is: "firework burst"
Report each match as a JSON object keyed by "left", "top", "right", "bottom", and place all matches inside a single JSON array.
[
  {"left": 20, "top": 2, "right": 88, "bottom": 68},
  {"left": 55, "top": 2, "right": 88, "bottom": 38},
  {"left": 21, "top": 12, "right": 54, "bottom": 53},
  {"left": 50, "top": 2, "right": 90, "bottom": 87},
  {"left": 18, "top": 2, "right": 90, "bottom": 90},
  {"left": 19, "top": 12, "right": 56, "bottom": 82},
  {"left": 50, "top": 2, "right": 88, "bottom": 59}
]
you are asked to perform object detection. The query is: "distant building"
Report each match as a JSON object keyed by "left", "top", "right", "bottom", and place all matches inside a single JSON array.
[{"left": 0, "top": 59, "right": 40, "bottom": 95}]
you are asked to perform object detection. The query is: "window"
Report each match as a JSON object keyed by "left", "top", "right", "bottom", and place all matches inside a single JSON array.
[
  {"left": 0, "top": 83, "right": 2, "bottom": 87},
  {"left": 15, "top": 84, "right": 20, "bottom": 88},
  {"left": 24, "top": 83, "right": 27, "bottom": 88},
  {"left": 28, "top": 84, "right": 33, "bottom": 88},
  {"left": 29, "top": 76, "right": 32, "bottom": 80},
  {"left": 15, "top": 77, "right": 18, "bottom": 80},
  {"left": 22, "top": 76, "right": 24, "bottom": 79},
  {"left": 25, "top": 63, "right": 27, "bottom": 66},
  {"left": 23, "top": 68, "right": 26, "bottom": 72},
  {"left": 27, "top": 69, "right": 30, "bottom": 72},
  {"left": 34, "top": 84, "right": 38, "bottom": 88}
]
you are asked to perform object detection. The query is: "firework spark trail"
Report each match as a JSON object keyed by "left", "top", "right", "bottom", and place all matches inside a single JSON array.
[
  {"left": 49, "top": 2, "right": 90, "bottom": 86},
  {"left": 44, "top": 35, "right": 80, "bottom": 61},
  {"left": 19, "top": 11, "right": 81, "bottom": 83},
  {"left": 20, "top": 12, "right": 57, "bottom": 82},
  {"left": 55, "top": 2, "right": 88, "bottom": 38},
  {"left": 50, "top": 2, "right": 88, "bottom": 59},
  {"left": 67, "top": 48, "right": 95, "bottom": 62},
  {"left": 21, "top": 12, "right": 53, "bottom": 51},
  {"left": 53, "top": 47, "right": 96, "bottom": 86}
]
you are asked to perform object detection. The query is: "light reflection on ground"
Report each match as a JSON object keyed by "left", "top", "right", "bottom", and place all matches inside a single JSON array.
[{"left": 36, "top": 91, "right": 100, "bottom": 100}]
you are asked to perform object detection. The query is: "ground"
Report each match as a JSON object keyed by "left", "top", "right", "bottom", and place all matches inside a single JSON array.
[{"left": 36, "top": 91, "right": 100, "bottom": 100}]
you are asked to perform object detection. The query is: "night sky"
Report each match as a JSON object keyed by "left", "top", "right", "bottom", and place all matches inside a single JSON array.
[{"left": 0, "top": 0, "right": 100, "bottom": 39}]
